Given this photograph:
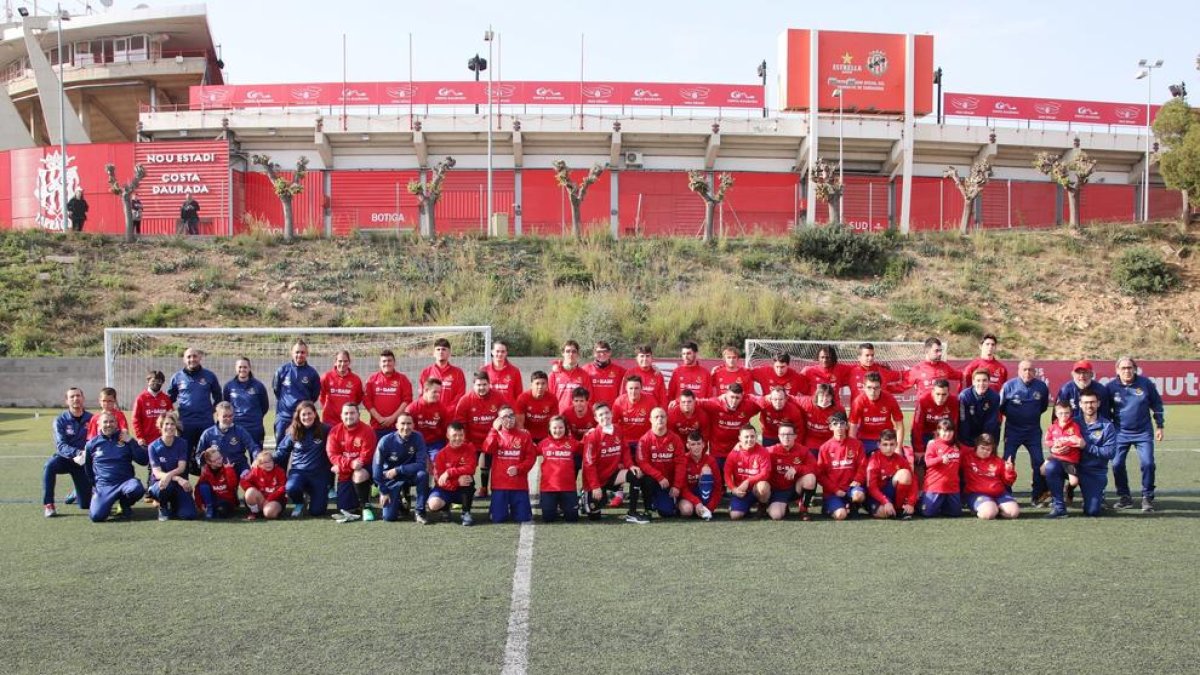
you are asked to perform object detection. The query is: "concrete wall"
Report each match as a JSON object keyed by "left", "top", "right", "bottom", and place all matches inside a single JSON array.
[{"left": 0, "top": 358, "right": 106, "bottom": 407}]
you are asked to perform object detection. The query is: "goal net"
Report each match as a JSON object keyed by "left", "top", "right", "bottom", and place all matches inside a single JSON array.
[
  {"left": 104, "top": 325, "right": 492, "bottom": 418},
  {"left": 744, "top": 339, "right": 941, "bottom": 408}
]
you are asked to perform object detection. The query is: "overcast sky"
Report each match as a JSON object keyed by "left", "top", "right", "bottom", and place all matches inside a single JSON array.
[{"left": 139, "top": 0, "right": 1198, "bottom": 106}]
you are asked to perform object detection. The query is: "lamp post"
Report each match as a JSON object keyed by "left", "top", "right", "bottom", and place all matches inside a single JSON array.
[
  {"left": 467, "top": 53, "right": 487, "bottom": 114},
  {"left": 756, "top": 59, "right": 767, "bottom": 118},
  {"left": 484, "top": 27, "right": 494, "bottom": 234},
  {"left": 57, "top": 5, "right": 71, "bottom": 231},
  {"left": 1135, "top": 58, "right": 1163, "bottom": 222}
]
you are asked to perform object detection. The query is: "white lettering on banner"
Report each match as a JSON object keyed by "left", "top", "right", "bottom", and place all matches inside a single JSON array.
[
  {"left": 160, "top": 173, "right": 203, "bottom": 183},
  {"left": 370, "top": 213, "right": 406, "bottom": 224},
  {"left": 143, "top": 153, "right": 217, "bottom": 164},
  {"left": 151, "top": 184, "right": 211, "bottom": 195}
]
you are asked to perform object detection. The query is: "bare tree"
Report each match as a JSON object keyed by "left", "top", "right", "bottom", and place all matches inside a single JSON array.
[
  {"left": 553, "top": 159, "right": 606, "bottom": 238},
  {"left": 1034, "top": 150, "right": 1096, "bottom": 229},
  {"left": 687, "top": 170, "right": 734, "bottom": 243},
  {"left": 250, "top": 154, "right": 310, "bottom": 240},
  {"left": 812, "top": 158, "right": 844, "bottom": 224},
  {"left": 407, "top": 156, "right": 456, "bottom": 238},
  {"left": 944, "top": 161, "right": 993, "bottom": 234},
  {"left": 105, "top": 163, "right": 146, "bottom": 243}
]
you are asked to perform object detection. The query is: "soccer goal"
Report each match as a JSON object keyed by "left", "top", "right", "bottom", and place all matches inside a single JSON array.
[
  {"left": 744, "top": 339, "right": 942, "bottom": 407},
  {"left": 103, "top": 325, "right": 492, "bottom": 413}
]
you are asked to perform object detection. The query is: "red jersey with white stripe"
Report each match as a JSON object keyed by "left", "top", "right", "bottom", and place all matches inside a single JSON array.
[
  {"left": 454, "top": 391, "right": 507, "bottom": 447},
  {"left": 515, "top": 391, "right": 557, "bottom": 441},
  {"left": 581, "top": 426, "right": 631, "bottom": 490},
  {"left": 613, "top": 394, "right": 656, "bottom": 444},
  {"left": 698, "top": 397, "right": 763, "bottom": 458},
  {"left": 433, "top": 441, "right": 478, "bottom": 490},
  {"left": 405, "top": 398, "right": 451, "bottom": 445},
  {"left": 723, "top": 444, "right": 773, "bottom": 488},
  {"left": 326, "top": 422, "right": 377, "bottom": 481},
  {"left": 319, "top": 369, "right": 364, "bottom": 426},
  {"left": 959, "top": 358, "right": 1008, "bottom": 393},
  {"left": 923, "top": 438, "right": 963, "bottom": 494},
  {"left": 751, "top": 365, "right": 811, "bottom": 397},
  {"left": 866, "top": 451, "right": 917, "bottom": 506},
  {"left": 849, "top": 392, "right": 904, "bottom": 441},
  {"left": 419, "top": 362, "right": 467, "bottom": 408},
  {"left": 667, "top": 406, "right": 710, "bottom": 442},
  {"left": 667, "top": 363, "right": 711, "bottom": 401},
  {"left": 363, "top": 371, "right": 413, "bottom": 431},
  {"left": 132, "top": 390, "right": 172, "bottom": 445},
  {"left": 816, "top": 437, "right": 867, "bottom": 494},
  {"left": 636, "top": 429, "right": 686, "bottom": 487},
  {"left": 549, "top": 366, "right": 593, "bottom": 413},
  {"left": 482, "top": 427, "right": 537, "bottom": 491},
  {"left": 483, "top": 362, "right": 524, "bottom": 401},
  {"left": 582, "top": 361, "right": 626, "bottom": 408},
  {"left": 961, "top": 453, "right": 1016, "bottom": 497},
  {"left": 537, "top": 436, "right": 580, "bottom": 492},
  {"left": 768, "top": 443, "right": 816, "bottom": 491},
  {"left": 710, "top": 366, "right": 753, "bottom": 397}
]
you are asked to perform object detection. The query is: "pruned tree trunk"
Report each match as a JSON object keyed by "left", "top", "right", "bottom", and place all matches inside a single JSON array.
[
  {"left": 570, "top": 200, "right": 583, "bottom": 237},
  {"left": 553, "top": 160, "right": 606, "bottom": 239},
  {"left": 703, "top": 200, "right": 716, "bottom": 241},
  {"left": 1066, "top": 189, "right": 1079, "bottom": 228},
  {"left": 251, "top": 154, "right": 309, "bottom": 241},
  {"left": 281, "top": 198, "right": 295, "bottom": 239},
  {"left": 105, "top": 163, "right": 146, "bottom": 243},
  {"left": 409, "top": 157, "right": 456, "bottom": 239},
  {"left": 827, "top": 197, "right": 841, "bottom": 226},
  {"left": 959, "top": 199, "right": 973, "bottom": 235}
]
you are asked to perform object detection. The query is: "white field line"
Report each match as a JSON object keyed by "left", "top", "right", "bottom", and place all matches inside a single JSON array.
[{"left": 501, "top": 522, "right": 535, "bottom": 675}]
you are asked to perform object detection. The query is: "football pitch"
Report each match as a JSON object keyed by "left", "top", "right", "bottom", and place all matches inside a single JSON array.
[{"left": 2, "top": 407, "right": 1199, "bottom": 674}]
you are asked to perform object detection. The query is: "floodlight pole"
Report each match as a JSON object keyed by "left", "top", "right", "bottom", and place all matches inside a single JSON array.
[
  {"left": 1136, "top": 58, "right": 1163, "bottom": 222},
  {"left": 485, "top": 27, "right": 494, "bottom": 234},
  {"left": 58, "top": 4, "right": 68, "bottom": 231}
]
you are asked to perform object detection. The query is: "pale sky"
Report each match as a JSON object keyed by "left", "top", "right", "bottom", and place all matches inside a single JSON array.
[{"left": 147, "top": 0, "right": 1198, "bottom": 108}]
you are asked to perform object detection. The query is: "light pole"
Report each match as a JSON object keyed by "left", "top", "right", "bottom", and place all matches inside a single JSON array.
[
  {"left": 57, "top": 4, "right": 71, "bottom": 231},
  {"left": 467, "top": 53, "right": 487, "bottom": 114},
  {"left": 832, "top": 87, "right": 845, "bottom": 179},
  {"left": 756, "top": 60, "right": 767, "bottom": 118},
  {"left": 1135, "top": 58, "right": 1163, "bottom": 222},
  {"left": 484, "top": 27, "right": 494, "bottom": 234}
]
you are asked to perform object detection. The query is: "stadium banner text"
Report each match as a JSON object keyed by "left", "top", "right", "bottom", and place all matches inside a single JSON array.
[
  {"left": 189, "top": 81, "right": 765, "bottom": 109},
  {"left": 944, "top": 92, "right": 1161, "bottom": 127}
]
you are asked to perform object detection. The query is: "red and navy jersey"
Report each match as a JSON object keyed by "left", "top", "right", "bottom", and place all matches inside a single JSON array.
[
  {"left": 681, "top": 452, "right": 723, "bottom": 510},
  {"left": 723, "top": 444, "right": 772, "bottom": 487},
  {"left": 581, "top": 426, "right": 630, "bottom": 490},
  {"left": 962, "top": 453, "right": 1015, "bottom": 497},
  {"left": 433, "top": 442, "right": 478, "bottom": 490},
  {"left": 419, "top": 362, "right": 467, "bottom": 408},
  {"left": 326, "top": 422, "right": 377, "bottom": 481},
  {"left": 816, "top": 437, "right": 866, "bottom": 494},
  {"left": 582, "top": 361, "right": 626, "bottom": 408},
  {"left": 482, "top": 428, "right": 537, "bottom": 491},
  {"left": 923, "top": 438, "right": 963, "bottom": 494},
  {"left": 768, "top": 443, "right": 815, "bottom": 491},
  {"left": 319, "top": 369, "right": 364, "bottom": 426},
  {"left": 537, "top": 436, "right": 580, "bottom": 492},
  {"left": 363, "top": 371, "right": 413, "bottom": 431},
  {"left": 636, "top": 430, "right": 686, "bottom": 487},
  {"left": 515, "top": 391, "right": 557, "bottom": 441}
]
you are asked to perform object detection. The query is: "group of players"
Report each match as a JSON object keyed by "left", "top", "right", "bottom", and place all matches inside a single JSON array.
[{"left": 42, "top": 334, "right": 1166, "bottom": 525}]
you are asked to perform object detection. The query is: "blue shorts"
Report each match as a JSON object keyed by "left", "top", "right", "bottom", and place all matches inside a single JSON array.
[
  {"left": 921, "top": 492, "right": 963, "bottom": 517},
  {"left": 645, "top": 485, "right": 678, "bottom": 517},
  {"left": 426, "top": 440, "right": 447, "bottom": 463},
  {"left": 489, "top": 488, "right": 533, "bottom": 524},
  {"left": 335, "top": 479, "right": 363, "bottom": 511},
  {"left": 430, "top": 486, "right": 467, "bottom": 505},
  {"left": 967, "top": 493, "right": 1016, "bottom": 512},
  {"left": 861, "top": 439, "right": 880, "bottom": 456},
  {"left": 769, "top": 488, "right": 797, "bottom": 504},
  {"left": 539, "top": 491, "right": 579, "bottom": 523},
  {"left": 729, "top": 491, "right": 760, "bottom": 514},
  {"left": 822, "top": 486, "right": 865, "bottom": 515}
]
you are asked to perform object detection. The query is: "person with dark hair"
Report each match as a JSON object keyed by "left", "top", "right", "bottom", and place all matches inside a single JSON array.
[
  {"left": 624, "top": 345, "right": 667, "bottom": 407},
  {"left": 363, "top": 350, "right": 413, "bottom": 442},
  {"left": 710, "top": 345, "right": 751, "bottom": 397},
  {"left": 327, "top": 403, "right": 378, "bottom": 523},
  {"left": 549, "top": 341, "right": 593, "bottom": 412},
  {"left": 865, "top": 429, "right": 916, "bottom": 520},
  {"left": 537, "top": 417, "right": 581, "bottom": 523},
  {"left": 962, "top": 434, "right": 1019, "bottom": 520},
  {"left": 582, "top": 341, "right": 624, "bottom": 408},
  {"left": 373, "top": 413, "right": 430, "bottom": 524},
  {"left": 484, "top": 340, "right": 523, "bottom": 401},
  {"left": 921, "top": 420, "right": 963, "bottom": 518},
  {"left": 454, "top": 370, "right": 506, "bottom": 497},
  {"left": 196, "top": 402, "right": 259, "bottom": 478},
  {"left": 180, "top": 192, "right": 200, "bottom": 234},
  {"left": 816, "top": 412, "right": 866, "bottom": 520},
  {"left": 1044, "top": 390, "right": 1116, "bottom": 518},
  {"left": 515, "top": 371, "right": 556, "bottom": 443},
  {"left": 426, "top": 422, "right": 478, "bottom": 526},
  {"left": 801, "top": 345, "right": 852, "bottom": 405},
  {"left": 767, "top": 422, "right": 817, "bottom": 521},
  {"left": 146, "top": 412, "right": 196, "bottom": 521},
  {"left": 132, "top": 370, "right": 171, "bottom": 448},
  {"left": 482, "top": 405, "right": 537, "bottom": 523},
  {"left": 84, "top": 412, "right": 147, "bottom": 522},
  {"left": 751, "top": 352, "right": 811, "bottom": 398},
  {"left": 960, "top": 334, "right": 1007, "bottom": 393},
  {"left": 666, "top": 341, "right": 710, "bottom": 401},
  {"left": 272, "top": 340, "right": 321, "bottom": 447},
  {"left": 274, "top": 400, "right": 331, "bottom": 518},
  {"left": 42, "top": 387, "right": 93, "bottom": 518},
  {"left": 225, "top": 357, "right": 270, "bottom": 448},
  {"left": 66, "top": 188, "right": 88, "bottom": 232},
  {"left": 419, "top": 338, "right": 467, "bottom": 407},
  {"left": 901, "top": 337, "right": 962, "bottom": 399},
  {"left": 319, "top": 350, "right": 364, "bottom": 427}
]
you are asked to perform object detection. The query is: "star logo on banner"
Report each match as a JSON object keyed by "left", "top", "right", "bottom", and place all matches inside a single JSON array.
[{"left": 841, "top": 52, "right": 854, "bottom": 64}]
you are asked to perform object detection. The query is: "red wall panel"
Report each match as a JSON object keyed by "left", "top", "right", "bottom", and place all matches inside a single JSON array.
[
  {"left": 1079, "top": 184, "right": 1135, "bottom": 224},
  {"left": 1008, "top": 181, "right": 1057, "bottom": 228},
  {"left": 1149, "top": 186, "right": 1185, "bottom": 221},
  {"left": 134, "top": 140, "right": 229, "bottom": 235},
  {"left": 839, "top": 175, "right": 890, "bottom": 230},
  {"left": 235, "top": 170, "right": 324, "bottom": 235},
  {"left": 716, "top": 172, "right": 802, "bottom": 234},
  {"left": 521, "top": 168, "right": 611, "bottom": 236},
  {"left": 0, "top": 150, "right": 10, "bottom": 227},
  {"left": 435, "top": 171, "right": 515, "bottom": 235},
  {"left": 328, "top": 170, "right": 419, "bottom": 236},
  {"left": 904, "top": 176, "right": 961, "bottom": 231},
  {"left": 7, "top": 143, "right": 134, "bottom": 233},
  {"left": 618, "top": 171, "right": 704, "bottom": 236}
]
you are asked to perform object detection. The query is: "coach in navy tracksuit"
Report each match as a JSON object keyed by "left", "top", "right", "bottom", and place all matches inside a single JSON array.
[
  {"left": 958, "top": 371, "right": 1001, "bottom": 447},
  {"left": 223, "top": 358, "right": 271, "bottom": 448},
  {"left": 167, "top": 347, "right": 223, "bottom": 457},
  {"left": 1106, "top": 358, "right": 1164, "bottom": 512},
  {"left": 999, "top": 361, "right": 1050, "bottom": 500},
  {"left": 372, "top": 414, "right": 430, "bottom": 522},
  {"left": 84, "top": 412, "right": 148, "bottom": 522},
  {"left": 196, "top": 402, "right": 259, "bottom": 478},
  {"left": 1056, "top": 360, "right": 1110, "bottom": 421},
  {"left": 42, "top": 387, "right": 94, "bottom": 515},
  {"left": 274, "top": 401, "right": 331, "bottom": 517},
  {"left": 272, "top": 341, "right": 321, "bottom": 446},
  {"left": 1045, "top": 389, "right": 1116, "bottom": 517}
]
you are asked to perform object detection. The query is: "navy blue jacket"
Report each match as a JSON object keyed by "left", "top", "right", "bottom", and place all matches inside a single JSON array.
[
  {"left": 53, "top": 409, "right": 93, "bottom": 459},
  {"left": 1106, "top": 375, "right": 1164, "bottom": 442},
  {"left": 372, "top": 431, "right": 429, "bottom": 485},
  {"left": 223, "top": 376, "right": 270, "bottom": 436},
  {"left": 85, "top": 432, "right": 147, "bottom": 485},
  {"left": 274, "top": 423, "right": 331, "bottom": 474},
  {"left": 999, "top": 377, "right": 1049, "bottom": 437},
  {"left": 272, "top": 361, "right": 321, "bottom": 421},
  {"left": 168, "top": 367, "right": 223, "bottom": 429},
  {"left": 958, "top": 387, "right": 1001, "bottom": 446}
]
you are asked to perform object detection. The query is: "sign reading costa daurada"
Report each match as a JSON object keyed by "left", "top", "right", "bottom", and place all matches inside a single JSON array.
[{"left": 133, "top": 140, "right": 230, "bottom": 231}]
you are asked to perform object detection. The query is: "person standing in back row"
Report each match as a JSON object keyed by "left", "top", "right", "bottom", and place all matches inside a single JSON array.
[
  {"left": 1106, "top": 357, "right": 1164, "bottom": 513},
  {"left": 273, "top": 340, "right": 321, "bottom": 446},
  {"left": 180, "top": 192, "right": 200, "bottom": 234},
  {"left": 66, "top": 189, "right": 88, "bottom": 232}
]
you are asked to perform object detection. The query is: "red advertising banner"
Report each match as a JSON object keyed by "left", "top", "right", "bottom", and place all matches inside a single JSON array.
[
  {"left": 944, "top": 92, "right": 1160, "bottom": 126},
  {"left": 779, "top": 29, "right": 934, "bottom": 115},
  {"left": 133, "top": 140, "right": 230, "bottom": 235},
  {"left": 188, "top": 81, "right": 765, "bottom": 109},
  {"left": 5, "top": 143, "right": 133, "bottom": 233}
]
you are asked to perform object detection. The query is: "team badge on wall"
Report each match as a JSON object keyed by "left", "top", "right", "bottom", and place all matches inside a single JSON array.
[
  {"left": 34, "top": 150, "right": 80, "bottom": 231},
  {"left": 867, "top": 50, "right": 888, "bottom": 76}
]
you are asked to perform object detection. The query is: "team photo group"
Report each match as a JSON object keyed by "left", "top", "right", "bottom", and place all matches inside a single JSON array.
[{"left": 42, "top": 334, "right": 1166, "bottom": 526}]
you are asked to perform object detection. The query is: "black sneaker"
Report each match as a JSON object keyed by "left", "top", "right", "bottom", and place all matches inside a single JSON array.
[
  {"left": 623, "top": 511, "right": 649, "bottom": 524},
  {"left": 1114, "top": 495, "right": 1134, "bottom": 510}
]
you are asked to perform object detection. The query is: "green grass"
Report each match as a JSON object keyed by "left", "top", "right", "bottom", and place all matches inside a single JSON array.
[{"left": 3, "top": 407, "right": 1200, "bottom": 673}]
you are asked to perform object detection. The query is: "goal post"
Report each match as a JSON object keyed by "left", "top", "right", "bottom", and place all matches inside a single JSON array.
[
  {"left": 104, "top": 325, "right": 492, "bottom": 415},
  {"left": 743, "top": 339, "right": 943, "bottom": 408}
]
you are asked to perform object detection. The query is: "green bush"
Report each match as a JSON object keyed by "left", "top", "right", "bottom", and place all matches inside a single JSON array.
[
  {"left": 791, "top": 226, "right": 898, "bottom": 278},
  {"left": 1113, "top": 247, "right": 1179, "bottom": 295}
]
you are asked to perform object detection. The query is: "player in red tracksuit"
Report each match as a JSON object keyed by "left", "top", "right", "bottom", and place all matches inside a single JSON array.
[
  {"left": 319, "top": 350, "right": 364, "bottom": 427},
  {"left": 481, "top": 406, "right": 537, "bottom": 524},
  {"left": 515, "top": 371, "right": 557, "bottom": 443},
  {"left": 406, "top": 379, "right": 452, "bottom": 460},
  {"left": 635, "top": 408, "right": 686, "bottom": 518},
  {"left": 750, "top": 353, "right": 811, "bottom": 397},
  {"left": 710, "top": 345, "right": 752, "bottom": 396},
  {"left": 418, "top": 338, "right": 467, "bottom": 408},
  {"left": 240, "top": 449, "right": 287, "bottom": 520},
  {"left": 363, "top": 350, "right": 413, "bottom": 439},
  {"left": 800, "top": 345, "right": 854, "bottom": 405},
  {"left": 865, "top": 429, "right": 917, "bottom": 520},
  {"left": 816, "top": 412, "right": 867, "bottom": 520},
  {"left": 666, "top": 341, "right": 710, "bottom": 401},
  {"left": 426, "top": 423, "right": 478, "bottom": 525},
  {"left": 847, "top": 343, "right": 905, "bottom": 397},
  {"left": 766, "top": 422, "right": 817, "bottom": 521},
  {"left": 580, "top": 402, "right": 645, "bottom": 522},
  {"left": 548, "top": 341, "right": 593, "bottom": 413},
  {"left": 959, "top": 334, "right": 1008, "bottom": 393},
  {"left": 678, "top": 431, "right": 721, "bottom": 520},
  {"left": 911, "top": 380, "right": 960, "bottom": 465},
  {"left": 194, "top": 446, "right": 240, "bottom": 519},
  {"left": 454, "top": 371, "right": 507, "bottom": 498},
  {"left": 902, "top": 337, "right": 962, "bottom": 398},
  {"left": 758, "top": 387, "right": 807, "bottom": 447},
  {"left": 562, "top": 387, "right": 596, "bottom": 441},
  {"left": 483, "top": 340, "right": 523, "bottom": 402},
  {"left": 849, "top": 372, "right": 905, "bottom": 455},
  {"left": 723, "top": 426, "right": 773, "bottom": 520},
  {"left": 86, "top": 387, "right": 129, "bottom": 440},
  {"left": 922, "top": 420, "right": 964, "bottom": 518},
  {"left": 613, "top": 376, "right": 657, "bottom": 451},
  {"left": 537, "top": 417, "right": 581, "bottom": 522},
  {"left": 667, "top": 390, "right": 710, "bottom": 443},
  {"left": 581, "top": 340, "right": 624, "bottom": 408},
  {"left": 326, "top": 403, "right": 379, "bottom": 522},
  {"left": 624, "top": 345, "right": 667, "bottom": 407},
  {"left": 795, "top": 384, "right": 843, "bottom": 453},
  {"left": 962, "top": 433, "right": 1019, "bottom": 520},
  {"left": 132, "top": 370, "right": 172, "bottom": 446},
  {"left": 1042, "top": 399, "right": 1084, "bottom": 503},
  {"left": 698, "top": 384, "right": 762, "bottom": 467}
]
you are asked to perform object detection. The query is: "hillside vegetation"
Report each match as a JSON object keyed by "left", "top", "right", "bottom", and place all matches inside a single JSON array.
[{"left": 0, "top": 223, "right": 1195, "bottom": 359}]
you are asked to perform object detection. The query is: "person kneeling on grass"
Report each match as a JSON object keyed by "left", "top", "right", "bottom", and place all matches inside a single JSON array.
[
  {"left": 241, "top": 450, "right": 287, "bottom": 521},
  {"left": 724, "top": 426, "right": 772, "bottom": 521},
  {"left": 1043, "top": 390, "right": 1116, "bottom": 518},
  {"left": 962, "top": 433, "right": 1019, "bottom": 520},
  {"left": 146, "top": 412, "right": 196, "bottom": 521},
  {"left": 678, "top": 431, "right": 721, "bottom": 521},
  {"left": 482, "top": 405, "right": 537, "bottom": 524},
  {"left": 816, "top": 412, "right": 866, "bottom": 521},
  {"left": 84, "top": 411, "right": 148, "bottom": 522},
  {"left": 537, "top": 417, "right": 581, "bottom": 523},
  {"left": 43, "top": 387, "right": 93, "bottom": 518},
  {"left": 373, "top": 413, "right": 431, "bottom": 524},
  {"left": 194, "top": 446, "right": 240, "bottom": 520},
  {"left": 767, "top": 423, "right": 817, "bottom": 521},
  {"left": 1043, "top": 399, "right": 1084, "bottom": 506},
  {"left": 922, "top": 420, "right": 963, "bottom": 518},
  {"left": 327, "top": 403, "right": 378, "bottom": 523},
  {"left": 426, "top": 423, "right": 478, "bottom": 526},
  {"left": 275, "top": 401, "right": 332, "bottom": 518},
  {"left": 635, "top": 408, "right": 686, "bottom": 520},
  {"left": 196, "top": 402, "right": 259, "bottom": 480},
  {"left": 581, "top": 403, "right": 645, "bottom": 524},
  {"left": 866, "top": 429, "right": 916, "bottom": 520}
]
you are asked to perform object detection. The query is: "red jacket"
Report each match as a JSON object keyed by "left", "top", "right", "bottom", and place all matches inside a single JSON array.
[
  {"left": 795, "top": 396, "right": 844, "bottom": 450},
  {"left": 132, "top": 390, "right": 172, "bottom": 444},
  {"left": 722, "top": 444, "right": 772, "bottom": 489},
  {"left": 680, "top": 452, "right": 723, "bottom": 510},
  {"left": 816, "top": 437, "right": 867, "bottom": 494},
  {"left": 962, "top": 453, "right": 1016, "bottom": 497},
  {"left": 768, "top": 443, "right": 816, "bottom": 491},
  {"left": 240, "top": 465, "right": 287, "bottom": 502},
  {"left": 710, "top": 366, "right": 753, "bottom": 397},
  {"left": 406, "top": 398, "right": 451, "bottom": 445},
  {"left": 483, "top": 361, "right": 524, "bottom": 402},
  {"left": 582, "top": 361, "right": 626, "bottom": 408},
  {"left": 960, "top": 358, "right": 1008, "bottom": 393},
  {"left": 903, "top": 360, "right": 962, "bottom": 398},
  {"left": 537, "top": 436, "right": 580, "bottom": 493},
  {"left": 326, "top": 422, "right": 377, "bottom": 481},
  {"left": 866, "top": 451, "right": 917, "bottom": 507},
  {"left": 1045, "top": 419, "right": 1084, "bottom": 465},
  {"left": 849, "top": 392, "right": 904, "bottom": 441},
  {"left": 667, "top": 405, "right": 710, "bottom": 443},
  {"left": 848, "top": 363, "right": 905, "bottom": 397},
  {"left": 751, "top": 365, "right": 811, "bottom": 397},
  {"left": 636, "top": 429, "right": 686, "bottom": 487},
  {"left": 319, "top": 369, "right": 364, "bottom": 426},
  {"left": 667, "top": 363, "right": 711, "bottom": 401},
  {"left": 548, "top": 365, "right": 593, "bottom": 413},
  {"left": 698, "top": 396, "right": 762, "bottom": 457},
  {"left": 362, "top": 371, "right": 413, "bottom": 431},
  {"left": 195, "top": 464, "right": 239, "bottom": 508},
  {"left": 419, "top": 362, "right": 467, "bottom": 408},
  {"left": 581, "top": 426, "right": 630, "bottom": 491},
  {"left": 454, "top": 391, "right": 507, "bottom": 447},
  {"left": 613, "top": 394, "right": 656, "bottom": 444},
  {"left": 800, "top": 363, "right": 853, "bottom": 404},
  {"left": 911, "top": 393, "right": 960, "bottom": 454},
  {"left": 562, "top": 405, "right": 595, "bottom": 441},
  {"left": 923, "top": 438, "right": 964, "bottom": 494},
  {"left": 758, "top": 398, "right": 807, "bottom": 441},
  {"left": 434, "top": 442, "right": 478, "bottom": 490},
  {"left": 482, "top": 427, "right": 538, "bottom": 491},
  {"left": 515, "top": 391, "right": 557, "bottom": 441},
  {"left": 624, "top": 366, "right": 667, "bottom": 407}
]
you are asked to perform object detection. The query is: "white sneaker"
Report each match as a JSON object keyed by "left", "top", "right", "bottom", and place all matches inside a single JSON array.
[
  {"left": 332, "top": 509, "right": 361, "bottom": 523},
  {"left": 696, "top": 504, "right": 713, "bottom": 521}
]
